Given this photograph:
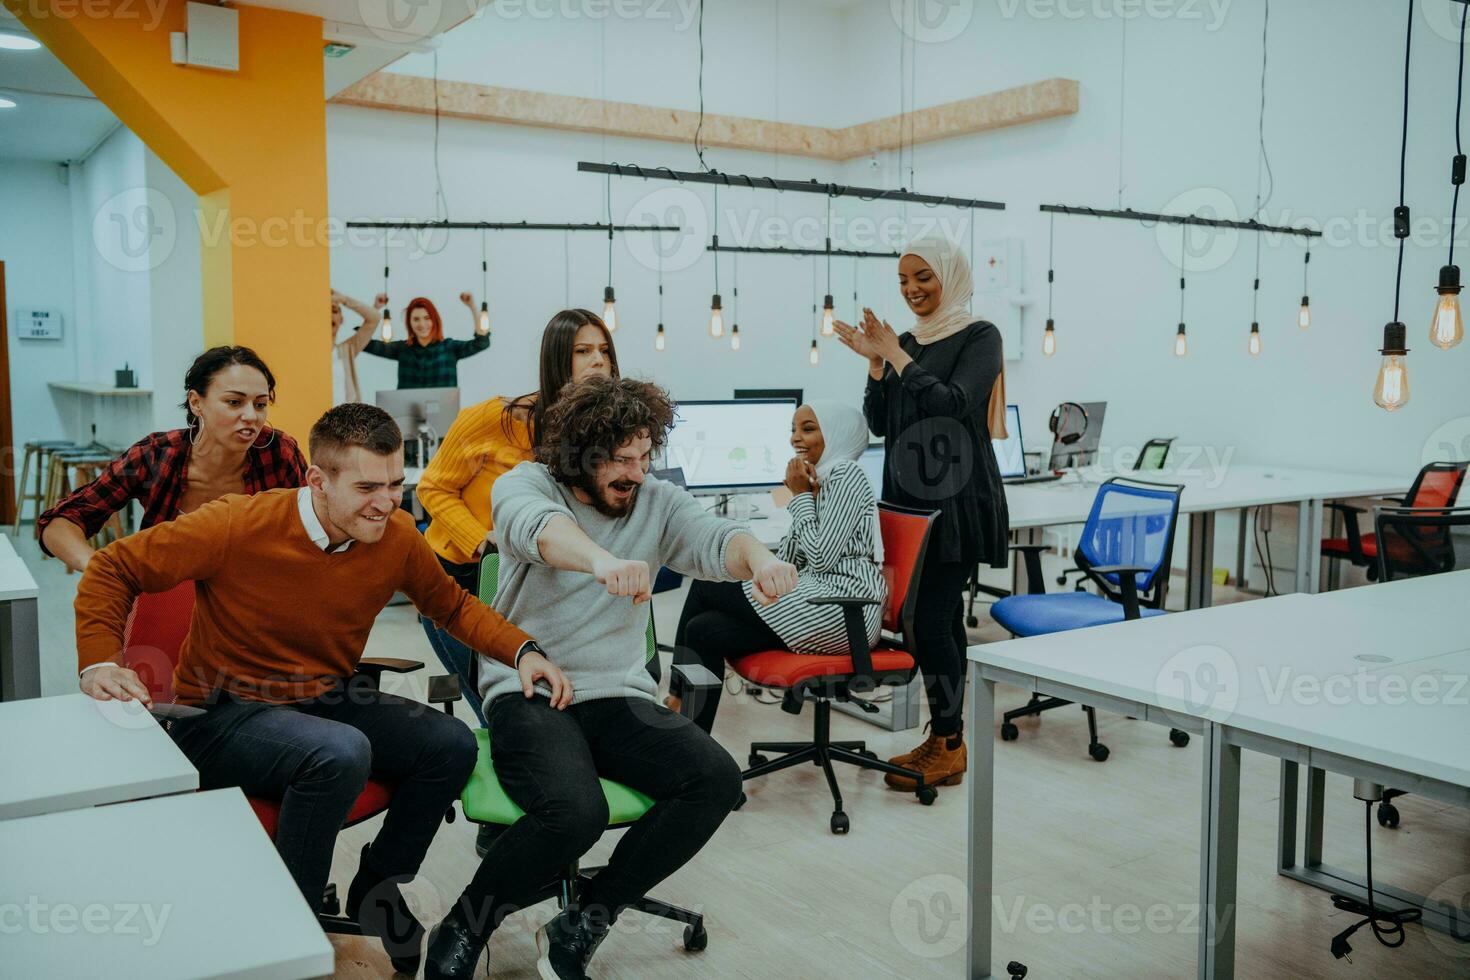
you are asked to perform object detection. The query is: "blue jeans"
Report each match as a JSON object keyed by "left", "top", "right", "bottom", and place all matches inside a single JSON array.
[
  {"left": 421, "top": 615, "right": 487, "bottom": 726},
  {"left": 167, "top": 682, "right": 478, "bottom": 910}
]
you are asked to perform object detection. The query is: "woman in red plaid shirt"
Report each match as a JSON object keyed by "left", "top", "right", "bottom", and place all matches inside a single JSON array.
[{"left": 38, "top": 346, "right": 308, "bottom": 572}]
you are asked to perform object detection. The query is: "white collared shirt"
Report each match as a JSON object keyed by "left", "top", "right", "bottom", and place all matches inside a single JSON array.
[{"left": 297, "top": 486, "right": 355, "bottom": 554}]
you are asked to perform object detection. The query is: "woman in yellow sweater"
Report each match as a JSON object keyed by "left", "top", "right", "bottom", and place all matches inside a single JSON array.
[{"left": 416, "top": 308, "right": 618, "bottom": 724}]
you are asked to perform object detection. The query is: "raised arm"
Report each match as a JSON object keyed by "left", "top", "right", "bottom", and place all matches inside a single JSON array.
[
  {"left": 336, "top": 290, "right": 384, "bottom": 357},
  {"left": 655, "top": 485, "right": 797, "bottom": 604}
]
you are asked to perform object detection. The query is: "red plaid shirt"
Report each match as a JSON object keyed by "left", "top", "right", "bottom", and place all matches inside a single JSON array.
[{"left": 36, "top": 428, "right": 308, "bottom": 555}]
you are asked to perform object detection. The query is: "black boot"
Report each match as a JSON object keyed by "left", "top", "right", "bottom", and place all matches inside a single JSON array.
[
  {"left": 345, "top": 843, "right": 425, "bottom": 975},
  {"left": 535, "top": 906, "right": 610, "bottom": 980},
  {"left": 425, "top": 902, "right": 492, "bottom": 980}
]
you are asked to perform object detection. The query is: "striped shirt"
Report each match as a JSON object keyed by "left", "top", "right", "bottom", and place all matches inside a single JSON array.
[
  {"left": 362, "top": 332, "right": 490, "bottom": 389},
  {"left": 742, "top": 459, "right": 886, "bottom": 654}
]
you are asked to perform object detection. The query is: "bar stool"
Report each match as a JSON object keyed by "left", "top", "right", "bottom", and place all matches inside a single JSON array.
[
  {"left": 40, "top": 450, "right": 122, "bottom": 566},
  {"left": 68, "top": 459, "right": 126, "bottom": 548},
  {"left": 12, "top": 440, "right": 77, "bottom": 534}
]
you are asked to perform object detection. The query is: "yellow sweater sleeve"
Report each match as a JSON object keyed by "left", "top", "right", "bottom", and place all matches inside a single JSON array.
[{"left": 418, "top": 398, "right": 511, "bottom": 560}]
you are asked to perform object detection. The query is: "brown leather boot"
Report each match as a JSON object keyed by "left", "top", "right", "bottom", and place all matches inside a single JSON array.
[
  {"left": 886, "top": 722, "right": 934, "bottom": 769},
  {"left": 885, "top": 731, "right": 966, "bottom": 791}
]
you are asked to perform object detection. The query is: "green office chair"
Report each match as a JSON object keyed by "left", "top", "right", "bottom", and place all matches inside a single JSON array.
[{"left": 452, "top": 552, "right": 709, "bottom": 952}]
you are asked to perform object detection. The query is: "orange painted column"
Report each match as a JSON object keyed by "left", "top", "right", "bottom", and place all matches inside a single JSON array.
[{"left": 10, "top": 0, "right": 330, "bottom": 445}]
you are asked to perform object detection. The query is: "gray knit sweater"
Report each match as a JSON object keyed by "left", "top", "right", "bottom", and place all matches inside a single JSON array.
[{"left": 477, "top": 461, "right": 747, "bottom": 709}]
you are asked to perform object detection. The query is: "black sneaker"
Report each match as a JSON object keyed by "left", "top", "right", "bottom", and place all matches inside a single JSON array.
[
  {"left": 345, "top": 843, "right": 425, "bottom": 975},
  {"left": 424, "top": 904, "right": 492, "bottom": 980},
  {"left": 535, "top": 907, "right": 609, "bottom": 980}
]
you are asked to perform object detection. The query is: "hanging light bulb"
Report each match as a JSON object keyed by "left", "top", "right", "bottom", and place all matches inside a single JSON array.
[
  {"left": 602, "top": 286, "right": 618, "bottom": 332},
  {"left": 1248, "top": 322, "right": 1262, "bottom": 357},
  {"left": 655, "top": 322, "right": 666, "bottom": 352},
  {"left": 380, "top": 246, "right": 392, "bottom": 340},
  {"left": 478, "top": 302, "right": 491, "bottom": 335},
  {"left": 730, "top": 322, "right": 741, "bottom": 351},
  {"left": 1431, "top": 264, "right": 1465, "bottom": 349},
  {"left": 1174, "top": 323, "right": 1188, "bottom": 358},
  {"left": 1298, "top": 296, "right": 1311, "bottom": 330},
  {"left": 1373, "top": 322, "right": 1410, "bottom": 411},
  {"left": 821, "top": 294, "right": 835, "bottom": 336},
  {"left": 809, "top": 339, "right": 820, "bottom": 366},
  {"left": 730, "top": 282, "right": 741, "bottom": 350},
  {"left": 477, "top": 232, "right": 491, "bottom": 335},
  {"left": 380, "top": 304, "right": 393, "bottom": 342},
  {"left": 707, "top": 294, "right": 724, "bottom": 338},
  {"left": 1042, "top": 318, "right": 1057, "bottom": 357}
]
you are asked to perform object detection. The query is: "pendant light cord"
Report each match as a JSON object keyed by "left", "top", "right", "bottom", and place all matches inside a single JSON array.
[
  {"left": 1250, "top": 0, "right": 1271, "bottom": 326},
  {"left": 605, "top": 174, "right": 614, "bottom": 289},
  {"left": 1393, "top": 0, "right": 1413, "bottom": 324},
  {"left": 1452, "top": 1, "right": 1467, "bottom": 268},
  {"left": 1179, "top": 229, "right": 1187, "bottom": 324},
  {"left": 713, "top": 184, "right": 720, "bottom": 294},
  {"left": 1117, "top": 16, "right": 1128, "bottom": 207},
  {"left": 1047, "top": 211, "right": 1055, "bottom": 320},
  {"left": 695, "top": 0, "right": 709, "bottom": 172}
]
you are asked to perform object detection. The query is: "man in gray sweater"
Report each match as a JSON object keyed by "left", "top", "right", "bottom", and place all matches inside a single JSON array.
[{"left": 426, "top": 376, "right": 798, "bottom": 980}]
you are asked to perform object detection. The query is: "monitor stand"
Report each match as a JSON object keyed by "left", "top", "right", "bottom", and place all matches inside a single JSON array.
[{"left": 710, "top": 494, "right": 766, "bottom": 520}]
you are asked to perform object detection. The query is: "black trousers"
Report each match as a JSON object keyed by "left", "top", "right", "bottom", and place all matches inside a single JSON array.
[
  {"left": 911, "top": 555, "right": 971, "bottom": 738},
  {"left": 673, "top": 578, "right": 785, "bottom": 733},
  {"left": 168, "top": 684, "right": 477, "bottom": 910},
  {"left": 456, "top": 694, "right": 743, "bottom": 933}
]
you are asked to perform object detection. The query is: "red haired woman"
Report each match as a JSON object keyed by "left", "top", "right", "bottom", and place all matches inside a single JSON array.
[{"left": 343, "top": 292, "right": 491, "bottom": 390}]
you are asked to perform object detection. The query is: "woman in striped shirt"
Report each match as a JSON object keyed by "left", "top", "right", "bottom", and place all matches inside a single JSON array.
[{"left": 672, "top": 401, "right": 886, "bottom": 734}]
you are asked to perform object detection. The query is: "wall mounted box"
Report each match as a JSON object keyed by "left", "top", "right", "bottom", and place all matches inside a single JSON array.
[{"left": 185, "top": 2, "right": 239, "bottom": 72}]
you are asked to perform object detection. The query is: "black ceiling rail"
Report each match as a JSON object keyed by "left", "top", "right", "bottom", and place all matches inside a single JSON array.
[
  {"left": 1040, "top": 203, "right": 1321, "bottom": 238},
  {"left": 344, "top": 221, "right": 680, "bottom": 232},
  {"left": 579, "top": 161, "right": 1005, "bottom": 210}
]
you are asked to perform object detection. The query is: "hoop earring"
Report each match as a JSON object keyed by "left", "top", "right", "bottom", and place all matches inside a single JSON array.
[
  {"left": 188, "top": 420, "right": 202, "bottom": 447},
  {"left": 251, "top": 425, "right": 277, "bottom": 451}
]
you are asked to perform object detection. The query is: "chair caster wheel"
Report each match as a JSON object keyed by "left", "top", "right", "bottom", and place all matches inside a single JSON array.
[
  {"left": 1000, "top": 722, "right": 1019, "bottom": 741},
  {"left": 1169, "top": 729, "right": 1190, "bottom": 747},
  {"left": 861, "top": 750, "right": 879, "bottom": 760},
  {"left": 1377, "top": 802, "right": 1400, "bottom": 829},
  {"left": 1088, "top": 742, "right": 1110, "bottom": 762},
  {"left": 683, "top": 923, "right": 708, "bottom": 952},
  {"left": 830, "top": 812, "right": 850, "bottom": 834},
  {"left": 916, "top": 786, "right": 938, "bottom": 806},
  {"left": 1007, "top": 962, "right": 1029, "bottom": 980},
  {"left": 966, "top": 615, "right": 979, "bottom": 628},
  {"left": 748, "top": 753, "right": 768, "bottom": 767}
]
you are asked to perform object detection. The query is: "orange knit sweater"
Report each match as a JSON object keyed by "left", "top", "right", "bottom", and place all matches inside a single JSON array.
[{"left": 75, "top": 489, "right": 532, "bottom": 705}]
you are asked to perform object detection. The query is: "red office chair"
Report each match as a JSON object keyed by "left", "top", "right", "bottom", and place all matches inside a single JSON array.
[
  {"left": 122, "top": 581, "right": 458, "bottom": 948},
  {"left": 729, "top": 503, "right": 939, "bottom": 835},
  {"left": 1321, "top": 461, "right": 1468, "bottom": 581}
]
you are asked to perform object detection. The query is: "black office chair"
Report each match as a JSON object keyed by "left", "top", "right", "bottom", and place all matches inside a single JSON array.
[
  {"left": 1369, "top": 504, "right": 1470, "bottom": 828},
  {"left": 1134, "top": 438, "right": 1174, "bottom": 471}
]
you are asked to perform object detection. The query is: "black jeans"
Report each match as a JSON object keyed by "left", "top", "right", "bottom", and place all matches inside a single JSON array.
[
  {"left": 456, "top": 693, "right": 743, "bottom": 933},
  {"left": 421, "top": 554, "right": 487, "bottom": 726},
  {"left": 168, "top": 681, "right": 478, "bottom": 910},
  {"left": 912, "top": 555, "right": 971, "bottom": 738},
  {"left": 673, "top": 578, "right": 786, "bottom": 733}
]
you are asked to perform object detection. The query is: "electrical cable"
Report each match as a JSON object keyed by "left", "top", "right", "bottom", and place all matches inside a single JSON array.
[
  {"left": 1451, "top": 1, "right": 1467, "bottom": 269},
  {"left": 1327, "top": 800, "right": 1422, "bottom": 960},
  {"left": 1392, "top": 0, "right": 1414, "bottom": 325},
  {"left": 695, "top": 0, "right": 709, "bottom": 172}
]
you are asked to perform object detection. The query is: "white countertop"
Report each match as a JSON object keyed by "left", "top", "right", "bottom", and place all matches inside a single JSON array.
[
  {"left": 47, "top": 381, "right": 153, "bottom": 397},
  {"left": 0, "top": 693, "right": 199, "bottom": 820},
  {"left": 0, "top": 788, "right": 334, "bottom": 979},
  {"left": 0, "top": 532, "right": 39, "bottom": 602}
]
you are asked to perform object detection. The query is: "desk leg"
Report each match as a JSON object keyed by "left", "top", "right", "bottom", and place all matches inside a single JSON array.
[
  {"left": 967, "top": 664, "right": 995, "bottom": 979},
  {"left": 1198, "top": 723, "right": 1240, "bottom": 979},
  {"left": 1294, "top": 501, "right": 1311, "bottom": 594},
  {"left": 1186, "top": 511, "right": 1216, "bottom": 609},
  {"left": 0, "top": 596, "right": 40, "bottom": 701},
  {"left": 1306, "top": 500, "right": 1325, "bottom": 594},
  {"left": 1234, "top": 508, "right": 1249, "bottom": 592},
  {"left": 1276, "top": 760, "right": 1298, "bottom": 872}
]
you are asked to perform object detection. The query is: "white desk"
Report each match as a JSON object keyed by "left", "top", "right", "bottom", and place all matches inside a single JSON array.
[
  {"left": 1, "top": 788, "right": 334, "bottom": 979},
  {"left": 0, "top": 694, "right": 198, "bottom": 820},
  {"left": 0, "top": 532, "right": 41, "bottom": 700},
  {"left": 966, "top": 572, "right": 1470, "bottom": 978}
]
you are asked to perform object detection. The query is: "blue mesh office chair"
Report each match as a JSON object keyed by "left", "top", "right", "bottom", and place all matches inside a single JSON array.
[{"left": 991, "top": 477, "right": 1189, "bottom": 762}]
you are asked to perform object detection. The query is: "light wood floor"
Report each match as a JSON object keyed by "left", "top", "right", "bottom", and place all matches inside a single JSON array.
[{"left": 18, "top": 532, "right": 1470, "bottom": 979}]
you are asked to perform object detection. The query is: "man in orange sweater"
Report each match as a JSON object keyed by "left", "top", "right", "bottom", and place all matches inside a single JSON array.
[{"left": 74, "top": 403, "right": 569, "bottom": 975}]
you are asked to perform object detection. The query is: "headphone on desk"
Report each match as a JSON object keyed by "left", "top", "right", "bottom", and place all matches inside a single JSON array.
[{"left": 1048, "top": 402, "right": 1090, "bottom": 445}]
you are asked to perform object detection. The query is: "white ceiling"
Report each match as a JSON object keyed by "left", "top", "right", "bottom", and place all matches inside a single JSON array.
[{"left": 0, "top": 0, "right": 487, "bottom": 163}]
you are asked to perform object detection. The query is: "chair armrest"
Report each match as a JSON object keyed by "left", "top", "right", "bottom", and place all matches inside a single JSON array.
[
  {"left": 1008, "top": 543, "right": 1049, "bottom": 595},
  {"left": 355, "top": 658, "right": 424, "bottom": 689},
  {"left": 806, "top": 597, "right": 876, "bottom": 684},
  {"left": 669, "top": 662, "right": 723, "bottom": 721},
  {"left": 1088, "top": 564, "right": 1149, "bottom": 621},
  {"left": 149, "top": 703, "right": 206, "bottom": 723},
  {"left": 1324, "top": 503, "right": 1368, "bottom": 561},
  {"left": 427, "top": 673, "right": 462, "bottom": 704}
]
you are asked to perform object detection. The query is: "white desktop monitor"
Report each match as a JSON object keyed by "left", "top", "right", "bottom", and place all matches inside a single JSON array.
[
  {"left": 665, "top": 399, "right": 797, "bottom": 495},
  {"left": 992, "top": 404, "right": 1026, "bottom": 479}
]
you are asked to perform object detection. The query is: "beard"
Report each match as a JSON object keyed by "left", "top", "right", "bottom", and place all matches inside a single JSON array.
[{"left": 586, "top": 479, "right": 639, "bottom": 518}]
